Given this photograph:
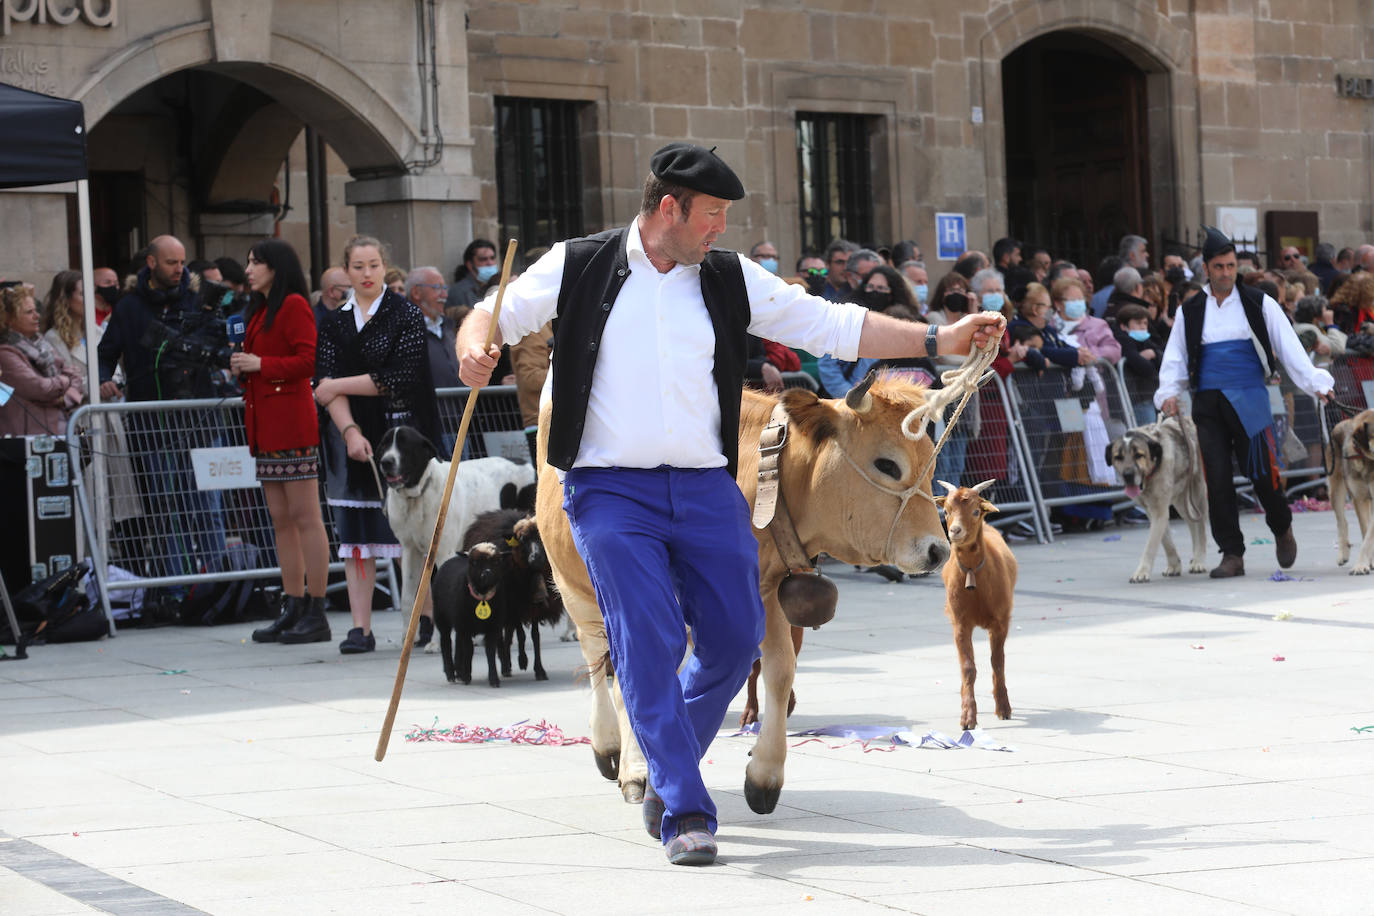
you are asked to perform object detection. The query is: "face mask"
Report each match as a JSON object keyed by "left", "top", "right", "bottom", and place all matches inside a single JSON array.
[
  {"left": 1127, "top": 329, "right": 1151, "bottom": 342},
  {"left": 865, "top": 290, "right": 893, "bottom": 310},
  {"left": 914, "top": 284, "right": 928, "bottom": 305},
  {"left": 757, "top": 257, "right": 778, "bottom": 275},
  {"left": 980, "top": 292, "right": 1004, "bottom": 312},
  {"left": 95, "top": 285, "right": 120, "bottom": 307},
  {"left": 475, "top": 264, "right": 499, "bottom": 283},
  {"left": 1064, "top": 298, "right": 1087, "bottom": 320}
]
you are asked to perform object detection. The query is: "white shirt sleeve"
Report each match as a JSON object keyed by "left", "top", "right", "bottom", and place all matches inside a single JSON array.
[
  {"left": 475, "top": 242, "right": 567, "bottom": 344},
  {"left": 738, "top": 254, "right": 867, "bottom": 360},
  {"left": 1261, "top": 293, "right": 1334, "bottom": 396},
  {"left": 1154, "top": 308, "right": 1189, "bottom": 409}
]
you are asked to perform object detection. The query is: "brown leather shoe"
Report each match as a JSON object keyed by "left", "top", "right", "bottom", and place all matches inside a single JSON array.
[
  {"left": 1209, "top": 555, "right": 1245, "bottom": 578},
  {"left": 1276, "top": 527, "right": 1297, "bottom": 569}
]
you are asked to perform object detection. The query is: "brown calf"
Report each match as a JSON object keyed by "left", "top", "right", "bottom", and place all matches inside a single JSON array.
[{"left": 934, "top": 479, "right": 1016, "bottom": 729}]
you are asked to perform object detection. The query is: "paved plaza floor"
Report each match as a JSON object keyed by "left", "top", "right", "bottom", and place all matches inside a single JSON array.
[{"left": 2, "top": 508, "right": 1372, "bottom": 915}]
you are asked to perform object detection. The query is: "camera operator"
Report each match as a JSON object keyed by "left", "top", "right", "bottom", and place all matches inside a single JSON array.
[{"left": 96, "top": 234, "right": 228, "bottom": 586}]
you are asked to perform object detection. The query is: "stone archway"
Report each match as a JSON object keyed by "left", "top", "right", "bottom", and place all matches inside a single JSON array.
[
  {"left": 73, "top": 24, "right": 415, "bottom": 175},
  {"left": 975, "top": 0, "right": 1200, "bottom": 258}
]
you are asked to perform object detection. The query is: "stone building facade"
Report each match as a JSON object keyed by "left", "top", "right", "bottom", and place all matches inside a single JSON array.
[{"left": 1, "top": 0, "right": 1371, "bottom": 286}]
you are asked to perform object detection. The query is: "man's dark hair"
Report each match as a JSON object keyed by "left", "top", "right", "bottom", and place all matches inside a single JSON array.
[
  {"left": 186, "top": 259, "right": 216, "bottom": 277},
  {"left": 453, "top": 238, "right": 498, "bottom": 282},
  {"left": 992, "top": 237, "right": 1021, "bottom": 266},
  {"left": 1336, "top": 247, "right": 1355, "bottom": 264},
  {"left": 824, "top": 238, "right": 859, "bottom": 262},
  {"left": 891, "top": 240, "right": 920, "bottom": 264},
  {"left": 245, "top": 239, "right": 309, "bottom": 332},
  {"left": 1004, "top": 265, "right": 1036, "bottom": 305},
  {"left": 953, "top": 253, "right": 984, "bottom": 279},
  {"left": 1009, "top": 323, "right": 1042, "bottom": 345},
  {"left": 795, "top": 251, "right": 823, "bottom": 273},
  {"left": 1236, "top": 249, "right": 1262, "bottom": 268},
  {"left": 1094, "top": 255, "right": 1124, "bottom": 290},
  {"left": 214, "top": 256, "right": 246, "bottom": 287},
  {"left": 1024, "top": 245, "right": 1049, "bottom": 261},
  {"left": 640, "top": 173, "right": 696, "bottom": 219}
]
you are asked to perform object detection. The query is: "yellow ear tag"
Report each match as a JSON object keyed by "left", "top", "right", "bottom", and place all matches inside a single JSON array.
[
  {"left": 505, "top": 536, "right": 519, "bottom": 547},
  {"left": 475, "top": 600, "right": 492, "bottom": 620}
]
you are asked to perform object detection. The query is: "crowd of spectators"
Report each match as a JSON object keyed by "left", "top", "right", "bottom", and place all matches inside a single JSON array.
[{"left": 4, "top": 224, "right": 1374, "bottom": 606}]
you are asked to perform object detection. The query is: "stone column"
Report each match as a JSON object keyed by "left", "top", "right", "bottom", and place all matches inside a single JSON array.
[{"left": 345, "top": 173, "right": 481, "bottom": 274}]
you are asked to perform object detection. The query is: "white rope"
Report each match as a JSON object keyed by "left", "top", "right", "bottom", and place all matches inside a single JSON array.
[{"left": 905, "top": 331, "right": 1003, "bottom": 488}]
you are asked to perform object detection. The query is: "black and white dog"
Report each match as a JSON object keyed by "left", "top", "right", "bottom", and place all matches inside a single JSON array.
[{"left": 376, "top": 426, "right": 535, "bottom": 636}]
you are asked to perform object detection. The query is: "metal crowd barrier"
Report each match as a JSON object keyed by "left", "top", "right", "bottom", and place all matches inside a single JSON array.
[{"left": 68, "top": 386, "right": 524, "bottom": 635}]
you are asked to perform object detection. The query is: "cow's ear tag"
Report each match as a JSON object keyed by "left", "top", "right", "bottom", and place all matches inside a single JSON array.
[
  {"left": 505, "top": 536, "right": 519, "bottom": 547},
  {"left": 475, "top": 601, "right": 492, "bottom": 620}
]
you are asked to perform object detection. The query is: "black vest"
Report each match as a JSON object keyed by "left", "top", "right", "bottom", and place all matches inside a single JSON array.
[
  {"left": 1182, "top": 284, "right": 1277, "bottom": 390},
  {"left": 546, "top": 227, "right": 752, "bottom": 475}
]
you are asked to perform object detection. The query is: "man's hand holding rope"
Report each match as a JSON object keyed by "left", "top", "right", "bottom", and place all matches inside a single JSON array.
[{"left": 857, "top": 309, "right": 1006, "bottom": 362}]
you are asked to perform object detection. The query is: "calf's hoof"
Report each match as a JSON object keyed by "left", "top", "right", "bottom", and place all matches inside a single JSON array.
[
  {"left": 996, "top": 704, "right": 1012, "bottom": 720},
  {"left": 1163, "top": 566, "right": 1181, "bottom": 577},
  {"left": 501, "top": 665, "right": 513, "bottom": 678},
  {"left": 488, "top": 677, "right": 501, "bottom": 688},
  {"left": 518, "top": 653, "right": 529, "bottom": 670},
  {"left": 622, "top": 779, "right": 645, "bottom": 804},
  {"left": 1129, "top": 570, "right": 1150, "bottom": 583},
  {"left": 460, "top": 677, "right": 471, "bottom": 686},
  {"left": 534, "top": 668, "right": 548, "bottom": 681},
  {"left": 594, "top": 749, "right": 620, "bottom": 781},
  {"left": 1189, "top": 562, "right": 1208, "bottom": 574},
  {"left": 744, "top": 776, "right": 782, "bottom": 815}
]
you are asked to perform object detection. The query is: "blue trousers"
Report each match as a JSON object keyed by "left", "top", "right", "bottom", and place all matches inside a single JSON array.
[{"left": 563, "top": 466, "right": 765, "bottom": 842}]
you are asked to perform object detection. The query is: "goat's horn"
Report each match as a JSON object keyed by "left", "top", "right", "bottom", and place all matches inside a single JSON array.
[
  {"left": 971, "top": 478, "right": 997, "bottom": 494},
  {"left": 845, "top": 369, "right": 878, "bottom": 414},
  {"left": 936, "top": 480, "right": 959, "bottom": 495}
]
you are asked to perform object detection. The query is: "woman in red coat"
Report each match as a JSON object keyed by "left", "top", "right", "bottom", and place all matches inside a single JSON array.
[{"left": 231, "top": 239, "right": 332, "bottom": 645}]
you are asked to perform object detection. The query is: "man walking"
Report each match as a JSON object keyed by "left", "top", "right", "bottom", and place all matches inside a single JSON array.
[
  {"left": 1156, "top": 226, "right": 1333, "bottom": 578},
  {"left": 458, "top": 142, "right": 1000, "bottom": 866}
]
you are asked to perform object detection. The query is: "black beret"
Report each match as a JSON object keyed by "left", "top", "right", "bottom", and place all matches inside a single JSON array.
[
  {"left": 1201, "top": 225, "right": 1236, "bottom": 263},
  {"left": 650, "top": 142, "right": 745, "bottom": 201}
]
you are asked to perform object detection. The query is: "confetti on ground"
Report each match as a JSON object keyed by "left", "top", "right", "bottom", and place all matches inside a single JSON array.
[
  {"left": 158, "top": 669, "right": 187, "bottom": 675},
  {"left": 1351, "top": 725, "right": 1374, "bottom": 734},
  {"left": 404, "top": 718, "right": 591, "bottom": 746},
  {"left": 1273, "top": 610, "right": 1294, "bottom": 620},
  {"left": 1272, "top": 655, "right": 1286, "bottom": 662},
  {"left": 1268, "top": 571, "right": 1313, "bottom": 582},
  {"left": 1191, "top": 644, "right": 1206, "bottom": 650},
  {"left": 782, "top": 724, "right": 1016, "bottom": 753},
  {"left": 1290, "top": 497, "right": 1331, "bottom": 512},
  {"left": 1251, "top": 537, "right": 1274, "bottom": 545},
  {"left": 1103, "top": 535, "right": 1121, "bottom": 542}
]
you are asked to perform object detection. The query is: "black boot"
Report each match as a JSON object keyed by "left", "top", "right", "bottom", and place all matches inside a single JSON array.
[
  {"left": 280, "top": 596, "right": 331, "bottom": 644},
  {"left": 252, "top": 595, "right": 304, "bottom": 643}
]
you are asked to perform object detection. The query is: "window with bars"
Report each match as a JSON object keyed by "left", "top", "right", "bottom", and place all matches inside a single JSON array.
[
  {"left": 495, "top": 97, "right": 585, "bottom": 253},
  {"left": 795, "top": 113, "right": 875, "bottom": 252}
]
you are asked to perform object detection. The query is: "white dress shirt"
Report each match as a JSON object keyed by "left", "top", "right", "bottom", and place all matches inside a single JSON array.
[
  {"left": 1154, "top": 284, "right": 1333, "bottom": 409},
  {"left": 477, "top": 219, "right": 867, "bottom": 469}
]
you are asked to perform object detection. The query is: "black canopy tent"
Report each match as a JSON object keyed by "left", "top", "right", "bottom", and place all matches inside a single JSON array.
[
  {"left": 0, "top": 82, "right": 98, "bottom": 401},
  {"left": 0, "top": 83, "right": 112, "bottom": 642},
  {"left": 0, "top": 81, "right": 88, "bottom": 191}
]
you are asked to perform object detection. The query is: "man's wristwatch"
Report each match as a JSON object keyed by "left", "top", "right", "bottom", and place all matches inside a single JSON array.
[{"left": 924, "top": 324, "right": 940, "bottom": 357}]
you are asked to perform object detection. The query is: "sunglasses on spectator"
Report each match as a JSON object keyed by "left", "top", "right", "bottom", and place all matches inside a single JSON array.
[{"left": 804, "top": 268, "right": 828, "bottom": 277}]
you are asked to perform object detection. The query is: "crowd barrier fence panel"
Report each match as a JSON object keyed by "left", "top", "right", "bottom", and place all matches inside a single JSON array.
[
  {"left": 933, "top": 371, "right": 1050, "bottom": 543},
  {"left": 1003, "top": 361, "right": 1137, "bottom": 529},
  {"left": 66, "top": 388, "right": 529, "bottom": 635}
]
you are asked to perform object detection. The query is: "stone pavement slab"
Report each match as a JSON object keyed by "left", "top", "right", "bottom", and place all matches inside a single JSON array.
[{"left": 2, "top": 508, "right": 1373, "bottom": 914}]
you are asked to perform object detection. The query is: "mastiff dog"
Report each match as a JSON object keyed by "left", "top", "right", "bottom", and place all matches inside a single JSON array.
[
  {"left": 1105, "top": 415, "right": 1209, "bottom": 583},
  {"left": 1329, "top": 408, "right": 1374, "bottom": 575}
]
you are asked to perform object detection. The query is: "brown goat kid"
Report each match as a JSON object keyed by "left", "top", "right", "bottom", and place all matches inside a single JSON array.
[{"left": 935, "top": 479, "right": 1016, "bottom": 730}]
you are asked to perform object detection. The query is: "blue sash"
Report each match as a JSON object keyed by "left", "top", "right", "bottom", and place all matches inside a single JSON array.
[{"left": 1197, "top": 339, "right": 1279, "bottom": 479}]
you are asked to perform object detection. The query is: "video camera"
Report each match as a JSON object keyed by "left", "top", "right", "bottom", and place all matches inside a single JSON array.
[{"left": 140, "top": 296, "right": 237, "bottom": 399}]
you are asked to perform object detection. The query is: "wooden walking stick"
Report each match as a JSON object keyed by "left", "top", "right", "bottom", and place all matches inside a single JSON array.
[{"left": 375, "top": 238, "right": 518, "bottom": 762}]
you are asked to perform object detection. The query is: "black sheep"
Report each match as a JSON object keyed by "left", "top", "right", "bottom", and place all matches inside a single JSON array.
[
  {"left": 432, "top": 543, "right": 507, "bottom": 687},
  {"left": 463, "top": 509, "right": 565, "bottom": 681}
]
